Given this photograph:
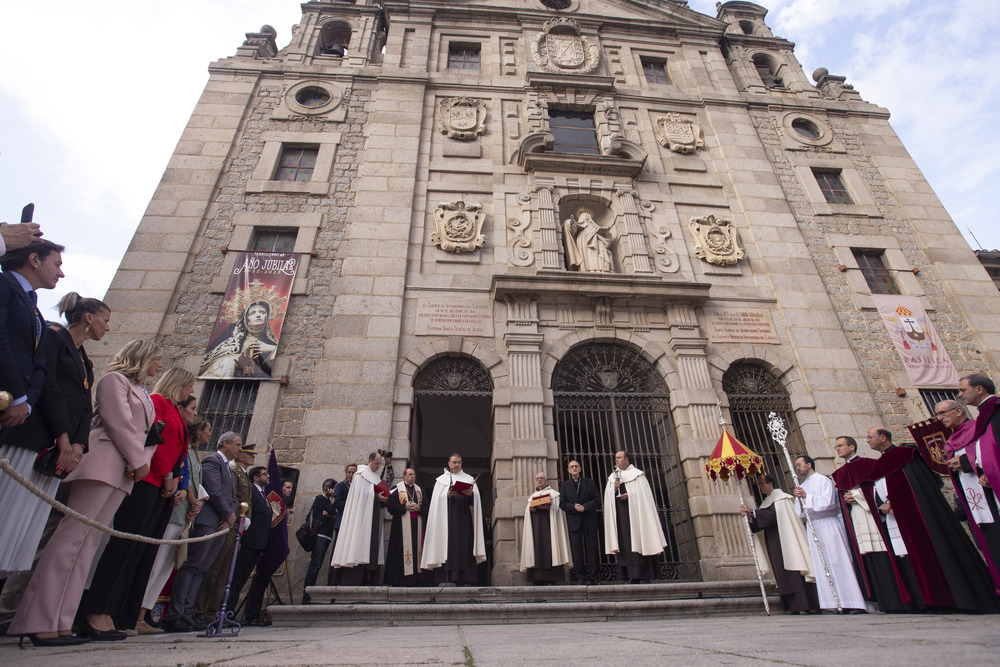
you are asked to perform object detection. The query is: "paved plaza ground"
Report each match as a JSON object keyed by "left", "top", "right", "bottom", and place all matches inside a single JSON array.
[{"left": 2, "top": 612, "right": 998, "bottom": 666}]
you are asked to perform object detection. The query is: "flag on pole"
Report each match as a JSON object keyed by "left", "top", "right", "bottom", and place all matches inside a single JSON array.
[{"left": 257, "top": 447, "right": 290, "bottom": 577}]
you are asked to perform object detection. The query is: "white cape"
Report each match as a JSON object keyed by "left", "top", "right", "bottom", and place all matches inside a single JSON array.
[
  {"left": 798, "top": 473, "right": 866, "bottom": 610},
  {"left": 330, "top": 465, "right": 384, "bottom": 568},
  {"left": 754, "top": 488, "right": 815, "bottom": 582},
  {"left": 520, "top": 486, "right": 572, "bottom": 571},
  {"left": 419, "top": 469, "right": 486, "bottom": 570},
  {"left": 602, "top": 465, "right": 667, "bottom": 556}
]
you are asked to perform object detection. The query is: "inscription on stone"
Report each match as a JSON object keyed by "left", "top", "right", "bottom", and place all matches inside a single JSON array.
[
  {"left": 704, "top": 308, "right": 779, "bottom": 344},
  {"left": 415, "top": 297, "right": 494, "bottom": 337}
]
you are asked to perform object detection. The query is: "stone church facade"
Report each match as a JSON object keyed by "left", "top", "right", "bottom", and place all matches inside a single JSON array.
[{"left": 96, "top": 0, "right": 1000, "bottom": 586}]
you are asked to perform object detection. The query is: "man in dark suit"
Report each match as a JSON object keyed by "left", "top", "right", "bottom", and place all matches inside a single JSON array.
[
  {"left": 163, "top": 431, "right": 241, "bottom": 632},
  {"left": 226, "top": 465, "right": 272, "bottom": 614},
  {"left": 0, "top": 239, "right": 64, "bottom": 573},
  {"left": 559, "top": 460, "right": 602, "bottom": 585}
]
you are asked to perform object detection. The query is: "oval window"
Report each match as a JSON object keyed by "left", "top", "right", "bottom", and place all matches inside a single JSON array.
[
  {"left": 792, "top": 118, "right": 821, "bottom": 140},
  {"left": 295, "top": 86, "right": 332, "bottom": 109}
]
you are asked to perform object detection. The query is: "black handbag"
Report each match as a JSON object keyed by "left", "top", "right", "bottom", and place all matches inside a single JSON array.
[
  {"left": 295, "top": 508, "right": 318, "bottom": 552},
  {"left": 34, "top": 444, "right": 69, "bottom": 480},
  {"left": 144, "top": 420, "right": 166, "bottom": 448}
]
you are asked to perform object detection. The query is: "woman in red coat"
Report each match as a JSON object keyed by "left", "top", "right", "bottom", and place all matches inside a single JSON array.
[
  {"left": 79, "top": 367, "right": 194, "bottom": 638},
  {"left": 9, "top": 337, "right": 160, "bottom": 646}
]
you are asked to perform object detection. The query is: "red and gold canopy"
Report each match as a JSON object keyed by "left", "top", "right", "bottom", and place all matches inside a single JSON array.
[{"left": 705, "top": 430, "right": 765, "bottom": 482}]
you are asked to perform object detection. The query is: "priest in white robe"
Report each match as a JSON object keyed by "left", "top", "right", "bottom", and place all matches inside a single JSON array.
[
  {"left": 330, "top": 452, "right": 389, "bottom": 585},
  {"left": 793, "top": 455, "right": 869, "bottom": 611},
  {"left": 520, "top": 472, "right": 571, "bottom": 584},
  {"left": 420, "top": 453, "right": 486, "bottom": 585},
  {"left": 603, "top": 451, "right": 666, "bottom": 582}
]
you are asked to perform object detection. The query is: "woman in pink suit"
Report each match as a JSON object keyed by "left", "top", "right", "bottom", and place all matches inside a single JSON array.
[{"left": 9, "top": 340, "right": 161, "bottom": 646}]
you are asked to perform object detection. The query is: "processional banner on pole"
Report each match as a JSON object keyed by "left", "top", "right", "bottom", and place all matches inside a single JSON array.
[
  {"left": 906, "top": 418, "right": 952, "bottom": 476},
  {"left": 872, "top": 294, "right": 959, "bottom": 387},
  {"left": 198, "top": 251, "right": 297, "bottom": 380}
]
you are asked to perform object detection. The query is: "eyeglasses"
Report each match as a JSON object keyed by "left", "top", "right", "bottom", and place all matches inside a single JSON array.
[{"left": 934, "top": 408, "right": 959, "bottom": 416}]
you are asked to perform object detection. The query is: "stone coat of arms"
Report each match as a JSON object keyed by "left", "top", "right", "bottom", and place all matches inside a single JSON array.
[
  {"left": 688, "top": 214, "right": 745, "bottom": 266},
  {"left": 656, "top": 113, "right": 705, "bottom": 154},
  {"left": 530, "top": 18, "right": 600, "bottom": 74},
  {"left": 432, "top": 201, "right": 487, "bottom": 253},
  {"left": 437, "top": 97, "right": 488, "bottom": 141}
]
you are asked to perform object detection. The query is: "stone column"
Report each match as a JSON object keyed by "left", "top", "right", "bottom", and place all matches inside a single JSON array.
[{"left": 614, "top": 188, "right": 655, "bottom": 275}]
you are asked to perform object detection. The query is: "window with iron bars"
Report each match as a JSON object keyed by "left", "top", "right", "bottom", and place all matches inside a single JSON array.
[
  {"left": 852, "top": 249, "right": 901, "bottom": 295},
  {"left": 919, "top": 388, "right": 962, "bottom": 420},
  {"left": 198, "top": 380, "right": 260, "bottom": 452}
]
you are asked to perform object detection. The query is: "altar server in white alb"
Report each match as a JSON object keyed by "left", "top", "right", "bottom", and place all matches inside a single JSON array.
[
  {"left": 520, "top": 472, "right": 572, "bottom": 584},
  {"left": 329, "top": 452, "right": 389, "bottom": 585},
  {"left": 793, "top": 455, "right": 869, "bottom": 612},
  {"left": 603, "top": 451, "right": 667, "bottom": 583},
  {"left": 420, "top": 453, "right": 486, "bottom": 585}
]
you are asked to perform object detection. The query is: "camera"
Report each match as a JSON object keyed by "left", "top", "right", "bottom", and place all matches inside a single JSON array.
[{"left": 378, "top": 448, "right": 393, "bottom": 459}]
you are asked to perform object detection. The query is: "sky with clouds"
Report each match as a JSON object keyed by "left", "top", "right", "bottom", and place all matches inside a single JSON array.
[{"left": 1, "top": 0, "right": 996, "bottom": 321}]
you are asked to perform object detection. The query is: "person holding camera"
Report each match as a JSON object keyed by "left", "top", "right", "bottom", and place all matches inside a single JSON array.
[{"left": 301, "top": 476, "right": 338, "bottom": 603}]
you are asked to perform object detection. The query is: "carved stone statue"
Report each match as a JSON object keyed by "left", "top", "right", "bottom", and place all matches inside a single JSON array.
[
  {"left": 688, "top": 214, "right": 745, "bottom": 266},
  {"left": 433, "top": 201, "right": 487, "bottom": 253},
  {"left": 564, "top": 209, "right": 615, "bottom": 273}
]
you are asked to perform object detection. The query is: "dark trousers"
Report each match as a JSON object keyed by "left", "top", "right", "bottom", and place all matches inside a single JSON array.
[
  {"left": 167, "top": 525, "right": 225, "bottom": 620},
  {"left": 242, "top": 569, "right": 271, "bottom": 621},
  {"left": 302, "top": 536, "right": 332, "bottom": 600},
  {"left": 80, "top": 481, "right": 169, "bottom": 626},
  {"left": 569, "top": 527, "right": 600, "bottom": 583},
  {"left": 226, "top": 546, "right": 261, "bottom": 612}
]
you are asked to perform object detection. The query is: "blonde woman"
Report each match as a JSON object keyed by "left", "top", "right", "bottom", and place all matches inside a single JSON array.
[
  {"left": 9, "top": 340, "right": 160, "bottom": 646},
  {"left": 79, "top": 367, "right": 195, "bottom": 638}
]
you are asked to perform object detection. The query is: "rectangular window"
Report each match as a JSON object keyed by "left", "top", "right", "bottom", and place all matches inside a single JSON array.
[
  {"left": 852, "top": 249, "right": 901, "bottom": 295},
  {"left": 641, "top": 57, "right": 670, "bottom": 84},
  {"left": 813, "top": 169, "right": 854, "bottom": 205},
  {"left": 549, "top": 109, "right": 600, "bottom": 155},
  {"left": 199, "top": 381, "right": 260, "bottom": 452},
  {"left": 447, "top": 43, "right": 481, "bottom": 70},
  {"left": 274, "top": 146, "right": 318, "bottom": 182},
  {"left": 920, "top": 388, "right": 961, "bottom": 418},
  {"left": 251, "top": 229, "right": 298, "bottom": 253}
]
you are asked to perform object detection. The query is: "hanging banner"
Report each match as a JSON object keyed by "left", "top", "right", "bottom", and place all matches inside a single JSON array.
[
  {"left": 906, "top": 418, "right": 952, "bottom": 476},
  {"left": 198, "top": 251, "right": 297, "bottom": 380},
  {"left": 872, "top": 294, "right": 959, "bottom": 387}
]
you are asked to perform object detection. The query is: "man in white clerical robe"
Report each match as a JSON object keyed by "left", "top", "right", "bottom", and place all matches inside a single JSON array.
[
  {"left": 793, "top": 455, "right": 869, "bottom": 611},
  {"left": 420, "top": 453, "right": 486, "bottom": 585},
  {"left": 603, "top": 451, "right": 666, "bottom": 582},
  {"left": 330, "top": 452, "right": 389, "bottom": 585},
  {"left": 520, "top": 472, "right": 571, "bottom": 584}
]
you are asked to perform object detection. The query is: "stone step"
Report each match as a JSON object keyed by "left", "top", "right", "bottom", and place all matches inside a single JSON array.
[{"left": 270, "top": 581, "right": 777, "bottom": 626}]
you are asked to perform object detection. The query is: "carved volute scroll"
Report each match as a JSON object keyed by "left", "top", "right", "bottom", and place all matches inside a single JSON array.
[
  {"left": 530, "top": 18, "right": 601, "bottom": 74},
  {"left": 432, "top": 201, "right": 487, "bottom": 253},
  {"left": 688, "top": 214, "right": 745, "bottom": 266},
  {"left": 437, "top": 97, "right": 488, "bottom": 141},
  {"left": 656, "top": 112, "right": 705, "bottom": 154}
]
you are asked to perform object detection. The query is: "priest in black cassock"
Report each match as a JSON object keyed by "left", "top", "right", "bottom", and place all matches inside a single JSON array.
[
  {"left": 741, "top": 474, "right": 819, "bottom": 614},
  {"left": 384, "top": 468, "right": 430, "bottom": 586},
  {"left": 520, "top": 472, "right": 571, "bottom": 585},
  {"left": 420, "top": 454, "right": 486, "bottom": 585},
  {"left": 864, "top": 426, "right": 999, "bottom": 613}
]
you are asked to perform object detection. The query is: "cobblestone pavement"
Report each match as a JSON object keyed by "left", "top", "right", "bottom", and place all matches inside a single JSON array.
[{"left": 2, "top": 613, "right": 998, "bottom": 665}]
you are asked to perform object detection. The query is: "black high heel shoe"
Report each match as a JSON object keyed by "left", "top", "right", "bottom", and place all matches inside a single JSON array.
[{"left": 79, "top": 619, "right": 127, "bottom": 642}]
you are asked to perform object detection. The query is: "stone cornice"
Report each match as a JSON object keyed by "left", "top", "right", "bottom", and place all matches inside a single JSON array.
[{"left": 492, "top": 273, "right": 711, "bottom": 306}]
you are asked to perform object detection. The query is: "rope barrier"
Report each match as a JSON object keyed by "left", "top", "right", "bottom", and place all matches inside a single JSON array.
[{"left": 0, "top": 457, "right": 229, "bottom": 545}]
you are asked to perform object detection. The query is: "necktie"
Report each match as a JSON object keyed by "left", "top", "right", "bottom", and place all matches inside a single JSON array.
[{"left": 28, "top": 290, "right": 41, "bottom": 349}]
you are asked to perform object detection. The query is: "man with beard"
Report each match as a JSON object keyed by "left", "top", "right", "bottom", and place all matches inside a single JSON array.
[
  {"left": 384, "top": 468, "right": 429, "bottom": 586},
  {"left": 603, "top": 451, "right": 666, "bottom": 583},
  {"left": 741, "top": 474, "right": 818, "bottom": 614},
  {"left": 420, "top": 454, "right": 486, "bottom": 585},
  {"left": 520, "top": 472, "right": 571, "bottom": 585},
  {"left": 863, "top": 425, "right": 998, "bottom": 613}
]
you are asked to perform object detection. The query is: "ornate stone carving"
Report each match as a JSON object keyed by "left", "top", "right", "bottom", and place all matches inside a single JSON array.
[
  {"left": 530, "top": 18, "right": 600, "bottom": 74},
  {"left": 656, "top": 113, "right": 704, "bottom": 154},
  {"left": 641, "top": 200, "right": 678, "bottom": 274},
  {"left": 688, "top": 214, "right": 745, "bottom": 266},
  {"left": 508, "top": 215, "right": 533, "bottom": 267},
  {"left": 437, "top": 97, "right": 488, "bottom": 141},
  {"left": 433, "top": 201, "right": 487, "bottom": 253}
]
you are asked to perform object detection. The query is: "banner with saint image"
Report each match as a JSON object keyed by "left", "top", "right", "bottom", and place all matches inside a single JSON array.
[
  {"left": 198, "top": 251, "right": 298, "bottom": 380},
  {"left": 872, "top": 294, "right": 959, "bottom": 387}
]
